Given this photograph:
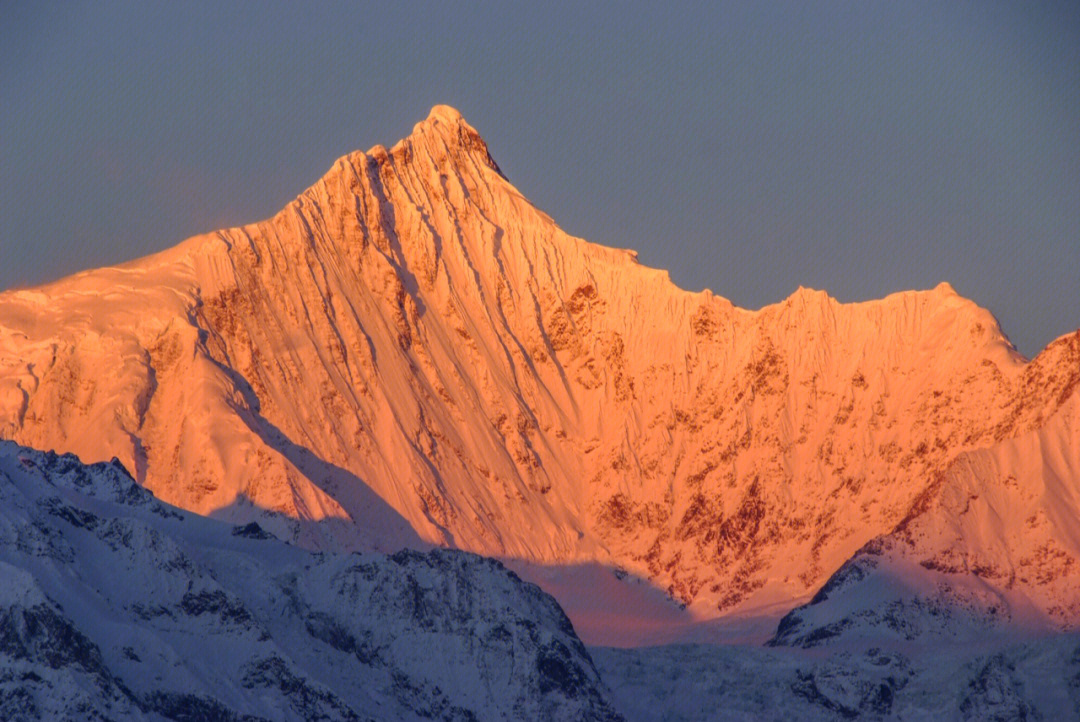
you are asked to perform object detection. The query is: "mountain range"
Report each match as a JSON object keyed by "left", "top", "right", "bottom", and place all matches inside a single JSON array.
[{"left": 1, "top": 106, "right": 1078, "bottom": 719}]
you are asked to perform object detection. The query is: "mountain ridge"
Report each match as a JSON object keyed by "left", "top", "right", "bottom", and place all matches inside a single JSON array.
[{"left": 1, "top": 105, "right": 1077, "bottom": 642}]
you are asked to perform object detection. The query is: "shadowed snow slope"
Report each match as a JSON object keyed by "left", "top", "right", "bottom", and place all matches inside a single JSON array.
[
  {"left": 0, "top": 440, "right": 622, "bottom": 721},
  {"left": 594, "top": 635, "right": 1080, "bottom": 721},
  {"left": 3, "top": 437, "right": 1078, "bottom": 721},
  {"left": 1, "top": 106, "right": 1078, "bottom": 641}
]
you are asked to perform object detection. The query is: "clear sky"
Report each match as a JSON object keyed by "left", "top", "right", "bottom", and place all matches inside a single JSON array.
[{"left": 2, "top": 2, "right": 1077, "bottom": 356}]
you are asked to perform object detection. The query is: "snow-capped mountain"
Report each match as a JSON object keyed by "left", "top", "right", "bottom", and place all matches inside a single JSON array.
[
  {"left": 4, "top": 438, "right": 1078, "bottom": 721},
  {"left": 1, "top": 105, "right": 1078, "bottom": 643},
  {"left": 0, "top": 439, "right": 623, "bottom": 721}
]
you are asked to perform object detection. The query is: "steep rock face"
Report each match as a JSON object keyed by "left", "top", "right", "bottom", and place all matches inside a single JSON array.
[
  {"left": 770, "top": 386, "right": 1080, "bottom": 647},
  {"left": 1, "top": 105, "right": 1078, "bottom": 629},
  {"left": 0, "top": 440, "right": 622, "bottom": 721}
]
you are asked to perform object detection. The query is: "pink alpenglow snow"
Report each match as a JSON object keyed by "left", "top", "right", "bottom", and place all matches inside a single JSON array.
[{"left": 1, "top": 105, "right": 1078, "bottom": 647}]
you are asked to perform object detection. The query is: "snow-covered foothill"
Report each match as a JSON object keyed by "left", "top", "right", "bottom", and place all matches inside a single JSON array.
[{"left": 0, "top": 440, "right": 623, "bottom": 721}]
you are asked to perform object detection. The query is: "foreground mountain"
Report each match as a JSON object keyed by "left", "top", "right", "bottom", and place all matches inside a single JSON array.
[
  {"left": 0, "top": 439, "right": 622, "bottom": 721},
  {"left": 1, "top": 105, "right": 1078, "bottom": 641},
  {"left": 3, "top": 439, "right": 1077, "bottom": 721}
]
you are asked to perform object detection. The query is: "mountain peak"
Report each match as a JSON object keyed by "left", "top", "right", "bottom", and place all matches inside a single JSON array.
[
  {"left": 404, "top": 104, "right": 475, "bottom": 144},
  {"left": 426, "top": 103, "right": 465, "bottom": 123},
  {"left": 409, "top": 104, "right": 467, "bottom": 137},
  {"left": 2, "top": 104, "right": 1078, "bottom": 650},
  {"left": 393, "top": 105, "right": 503, "bottom": 176}
]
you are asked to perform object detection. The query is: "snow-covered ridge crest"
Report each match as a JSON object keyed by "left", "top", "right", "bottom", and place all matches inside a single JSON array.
[{"left": 0, "top": 105, "right": 1078, "bottom": 643}]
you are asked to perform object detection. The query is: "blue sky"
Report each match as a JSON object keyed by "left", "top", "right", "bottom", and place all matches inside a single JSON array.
[{"left": 2, "top": 2, "right": 1077, "bottom": 355}]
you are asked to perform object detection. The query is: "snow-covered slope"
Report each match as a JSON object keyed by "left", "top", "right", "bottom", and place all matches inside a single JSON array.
[
  {"left": 9, "top": 436, "right": 1077, "bottom": 721},
  {"left": 769, "top": 381, "right": 1080, "bottom": 649},
  {"left": 594, "top": 635, "right": 1080, "bottom": 721},
  {"left": 1, "top": 105, "right": 1078, "bottom": 640},
  {"left": 0, "top": 440, "right": 622, "bottom": 721}
]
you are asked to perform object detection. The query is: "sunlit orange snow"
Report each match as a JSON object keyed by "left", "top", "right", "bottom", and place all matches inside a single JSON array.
[{"left": 1, "top": 106, "right": 1078, "bottom": 643}]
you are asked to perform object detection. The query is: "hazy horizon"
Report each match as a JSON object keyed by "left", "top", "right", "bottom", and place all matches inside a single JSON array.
[{"left": 2, "top": 2, "right": 1077, "bottom": 355}]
